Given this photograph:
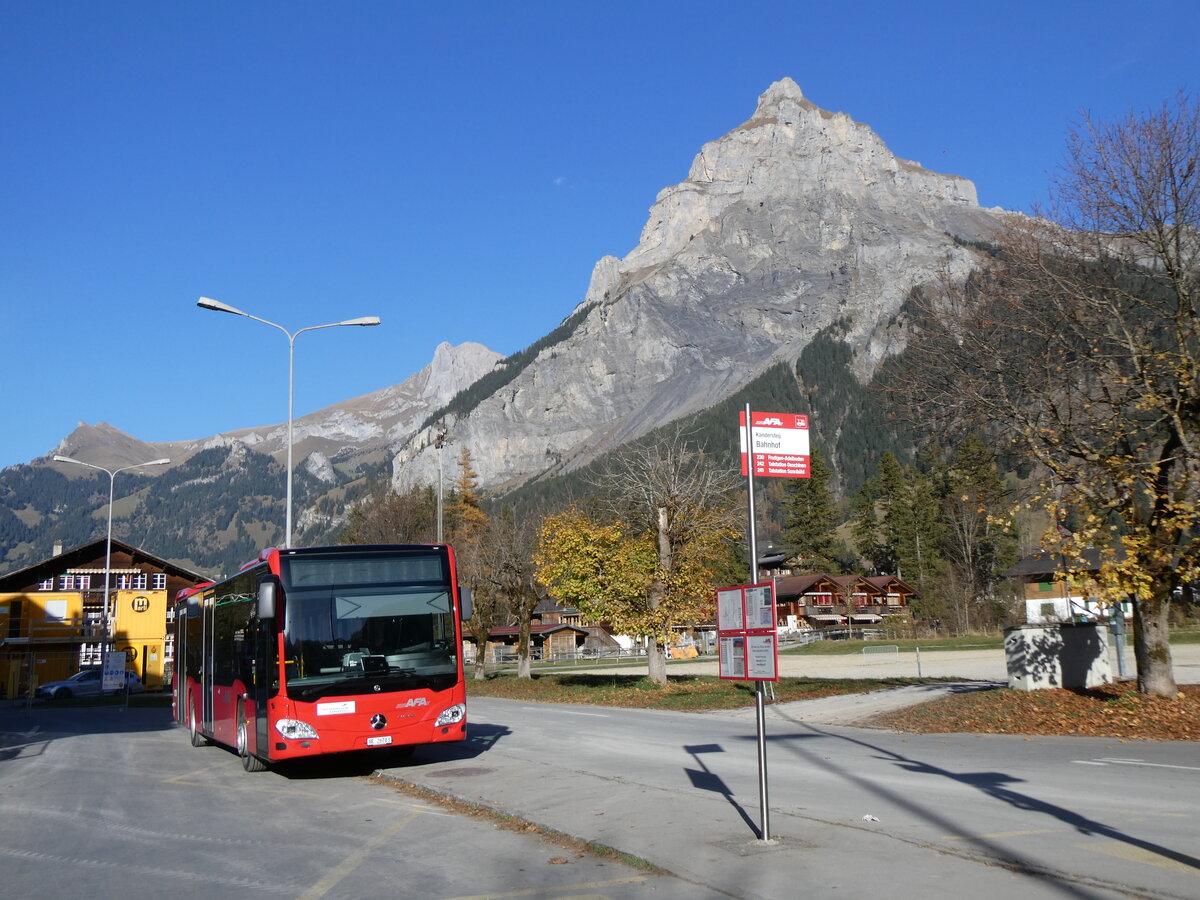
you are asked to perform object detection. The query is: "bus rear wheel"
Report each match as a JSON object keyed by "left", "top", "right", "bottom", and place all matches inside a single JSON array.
[
  {"left": 189, "top": 705, "right": 207, "bottom": 747},
  {"left": 237, "top": 715, "right": 268, "bottom": 772}
]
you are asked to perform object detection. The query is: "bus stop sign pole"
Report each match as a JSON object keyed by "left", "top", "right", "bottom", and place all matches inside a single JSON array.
[{"left": 744, "top": 402, "right": 770, "bottom": 842}]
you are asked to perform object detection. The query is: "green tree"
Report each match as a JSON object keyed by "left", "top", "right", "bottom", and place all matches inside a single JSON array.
[
  {"left": 779, "top": 448, "right": 842, "bottom": 571},
  {"left": 936, "top": 435, "right": 1020, "bottom": 632}
]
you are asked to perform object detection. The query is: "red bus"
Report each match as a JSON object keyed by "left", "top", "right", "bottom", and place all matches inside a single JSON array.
[{"left": 173, "top": 544, "right": 471, "bottom": 770}]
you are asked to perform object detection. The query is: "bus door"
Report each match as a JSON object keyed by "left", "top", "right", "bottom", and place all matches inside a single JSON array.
[
  {"left": 251, "top": 615, "right": 272, "bottom": 758},
  {"left": 202, "top": 593, "right": 215, "bottom": 733}
]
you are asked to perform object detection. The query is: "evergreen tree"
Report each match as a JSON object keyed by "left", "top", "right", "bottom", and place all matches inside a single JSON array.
[{"left": 779, "top": 449, "right": 842, "bottom": 571}]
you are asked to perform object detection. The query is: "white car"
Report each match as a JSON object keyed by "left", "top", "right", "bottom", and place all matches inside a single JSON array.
[{"left": 35, "top": 669, "right": 143, "bottom": 699}]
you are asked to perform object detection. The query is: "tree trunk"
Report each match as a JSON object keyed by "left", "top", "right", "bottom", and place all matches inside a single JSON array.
[
  {"left": 1133, "top": 588, "right": 1177, "bottom": 696},
  {"left": 517, "top": 619, "right": 533, "bottom": 679},
  {"left": 644, "top": 506, "right": 672, "bottom": 686},
  {"left": 473, "top": 655, "right": 487, "bottom": 680},
  {"left": 647, "top": 638, "right": 668, "bottom": 685}
]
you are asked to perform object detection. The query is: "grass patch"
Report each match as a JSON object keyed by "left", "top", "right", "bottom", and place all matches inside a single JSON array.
[{"left": 465, "top": 672, "right": 956, "bottom": 711}]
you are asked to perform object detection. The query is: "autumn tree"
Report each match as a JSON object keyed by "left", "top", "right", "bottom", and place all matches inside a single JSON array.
[
  {"left": 476, "top": 507, "right": 546, "bottom": 679},
  {"left": 442, "top": 447, "right": 495, "bottom": 675},
  {"left": 339, "top": 483, "right": 436, "bottom": 544},
  {"left": 444, "top": 447, "right": 488, "bottom": 545},
  {"left": 535, "top": 432, "right": 740, "bottom": 685},
  {"left": 896, "top": 94, "right": 1199, "bottom": 695}
]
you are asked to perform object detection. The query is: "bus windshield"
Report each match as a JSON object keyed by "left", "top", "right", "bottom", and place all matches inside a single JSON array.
[{"left": 280, "top": 552, "right": 458, "bottom": 700}]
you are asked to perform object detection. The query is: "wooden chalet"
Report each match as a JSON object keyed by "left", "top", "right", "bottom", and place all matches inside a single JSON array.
[
  {"left": 481, "top": 597, "right": 621, "bottom": 662},
  {"left": 773, "top": 572, "right": 915, "bottom": 631}
]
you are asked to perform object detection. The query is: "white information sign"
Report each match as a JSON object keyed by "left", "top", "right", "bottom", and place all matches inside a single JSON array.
[
  {"left": 717, "top": 588, "right": 745, "bottom": 632},
  {"left": 715, "top": 581, "right": 779, "bottom": 682},
  {"left": 102, "top": 652, "right": 127, "bottom": 692}
]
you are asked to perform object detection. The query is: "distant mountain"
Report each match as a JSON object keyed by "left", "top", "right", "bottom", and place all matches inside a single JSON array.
[
  {"left": 3, "top": 78, "right": 1013, "bottom": 576},
  {"left": 1, "top": 341, "right": 502, "bottom": 576},
  {"left": 391, "top": 78, "right": 1007, "bottom": 494}
]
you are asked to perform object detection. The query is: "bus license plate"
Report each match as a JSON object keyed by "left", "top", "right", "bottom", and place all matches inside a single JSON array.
[{"left": 366, "top": 736, "right": 393, "bottom": 747}]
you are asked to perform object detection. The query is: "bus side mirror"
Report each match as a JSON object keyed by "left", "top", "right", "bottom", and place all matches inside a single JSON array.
[
  {"left": 459, "top": 586, "right": 472, "bottom": 621},
  {"left": 258, "top": 579, "right": 278, "bottom": 619}
]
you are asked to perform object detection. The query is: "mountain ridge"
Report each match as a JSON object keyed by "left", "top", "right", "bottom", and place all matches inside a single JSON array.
[{"left": 390, "top": 78, "right": 1006, "bottom": 495}]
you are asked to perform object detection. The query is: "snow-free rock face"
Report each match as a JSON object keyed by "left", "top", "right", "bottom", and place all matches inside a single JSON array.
[{"left": 393, "top": 78, "right": 1004, "bottom": 492}]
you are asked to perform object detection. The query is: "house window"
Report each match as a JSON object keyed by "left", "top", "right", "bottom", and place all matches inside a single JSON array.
[
  {"left": 853, "top": 592, "right": 868, "bottom": 607},
  {"left": 76, "top": 575, "right": 91, "bottom": 591},
  {"left": 887, "top": 593, "right": 901, "bottom": 606},
  {"left": 132, "top": 573, "right": 148, "bottom": 590},
  {"left": 117, "top": 574, "right": 132, "bottom": 590},
  {"left": 152, "top": 573, "right": 167, "bottom": 590},
  {"left": 58, "top": 575, "right": 75, "bottom": 591},
  {"left": 808, "top": 592, "right": 833, "bottom": 606},
  {"left": 39, "top": 577, "right": 54, "bottom": 590}
]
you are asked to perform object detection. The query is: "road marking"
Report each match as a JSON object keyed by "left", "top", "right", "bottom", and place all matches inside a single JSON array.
[
  {"left": 0, "top": 843, "right": 290, "bottom": 892},
  {"left": 1092, "top": 758, "right": 1200, "bottom": 773},
  {"left": 443, "top": 875, "right": 649, "bottom": 899},
  {"left": 374, "top": 797, "right": 455, "bottom": 817},
  {"left": 521, "top": 706, "right": 610, "bottom": 717},
  {"left": 163, "top": 766, "right": 318, "bottom": 796},
  {"left": 297, "top": 810, "right": 419, "bottom": 898},
  {"left": 1078, "top": 840, "right": 1200, "bottom": 875},
  {"left": 944, "top": 829, "right": 1056, "bottom": 840},
  {"left": 164, "top": 766, "right": 217, "bottom": 784}
]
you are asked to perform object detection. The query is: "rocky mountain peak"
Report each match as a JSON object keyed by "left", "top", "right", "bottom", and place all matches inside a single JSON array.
[
  {"left": 750, "top": 76, "right": 809, "bottom": 120},
  {"left": 395, "top": 79, "right": 1005, "bottom": 495}
]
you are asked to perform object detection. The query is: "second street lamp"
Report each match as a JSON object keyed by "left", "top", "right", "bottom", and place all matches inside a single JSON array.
[
  {"left": 196, "top": 297, "right": 381, "bottom": 547},
  {"left": 52, "top": 454, "right": 170, "bottom": 682}
]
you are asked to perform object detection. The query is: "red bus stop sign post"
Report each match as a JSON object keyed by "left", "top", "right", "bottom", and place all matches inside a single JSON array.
[{"left": 736, "top": 405, "right": 808, "bottom": 842}]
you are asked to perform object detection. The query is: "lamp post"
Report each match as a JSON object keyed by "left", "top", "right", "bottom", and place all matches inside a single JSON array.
[
  {"left": 434, "top": 425, "right": 448, "bottom": 542},
  {"left": 197, "top": 297, "right": 381, "bottom": 547},
  {"left": 52, "top": 455, "right": 170, "bottom": 671}
]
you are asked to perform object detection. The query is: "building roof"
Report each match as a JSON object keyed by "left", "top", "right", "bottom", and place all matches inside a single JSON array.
[
  {"left": 0, "top": 538, "right": 208, "bottom": 591},
  {"left": 488, "top": 623, "right": 590, "bottom": 638},
  {"left": 531, "top": 596, "right": 580, "bottom": 616},
  {"left": 865, "top": 575, "right": 917, "bottom": 594},
  {"left": 774, "top": 573, "right": 840, "bottom": 597},
  {"left": 1006, "top": 548, "right": 1112, "bottom": 578}
]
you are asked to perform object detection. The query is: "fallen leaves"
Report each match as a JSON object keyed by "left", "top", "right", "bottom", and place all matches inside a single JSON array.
[{"left": 872, "top": 682, "right": 1200, "bottom": 740}]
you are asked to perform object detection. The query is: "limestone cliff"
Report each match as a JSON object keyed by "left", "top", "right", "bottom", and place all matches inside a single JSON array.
[{"left": 392, "top": 78, "right": 1003, "bottom": 493}]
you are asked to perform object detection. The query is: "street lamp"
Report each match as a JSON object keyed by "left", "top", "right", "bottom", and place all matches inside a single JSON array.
[
  {"left": 196, "top": 297, "right": 381, "bottom": 547},
  {"left": 52, "top": 455, "right": 170, "bottom": 671},
  {"left": 434, "top": 425, "right": 448, "bottom": 542}
]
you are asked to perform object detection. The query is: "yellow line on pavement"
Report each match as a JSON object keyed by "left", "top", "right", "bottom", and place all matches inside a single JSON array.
[
  {"left": 1078, "top": 841, "right": 1200, "bottom": 875},
  {"left": 297, "top": 809, "right": 420, "bottom": 899},
  {"left": 442, "top": 875, "right": 648, "bottom": 899},
  {"left": 944, "top": 829, "right": 1056, "bottom": 840}
]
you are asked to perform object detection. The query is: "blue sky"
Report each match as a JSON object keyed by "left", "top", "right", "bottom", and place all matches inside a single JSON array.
[{"left": 2, "top": 1, "right": 1196, "bottom": 469}]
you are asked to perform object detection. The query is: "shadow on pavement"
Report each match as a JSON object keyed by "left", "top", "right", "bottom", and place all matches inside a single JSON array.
[{"left": 767, "top": 707, "right": 1200, "bottom": 892}]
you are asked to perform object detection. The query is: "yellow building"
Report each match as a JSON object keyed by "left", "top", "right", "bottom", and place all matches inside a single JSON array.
[{"left": 0, "top": 538, "right": 208, "bottom": 697}]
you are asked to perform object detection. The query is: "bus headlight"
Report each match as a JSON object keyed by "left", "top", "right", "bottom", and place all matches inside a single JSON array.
[
  {"left": 275, "top": 718, "right": 319, "bottom": 740},
  {"left": 435, "top": 704, "right": 465, "bottom": 727}
]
